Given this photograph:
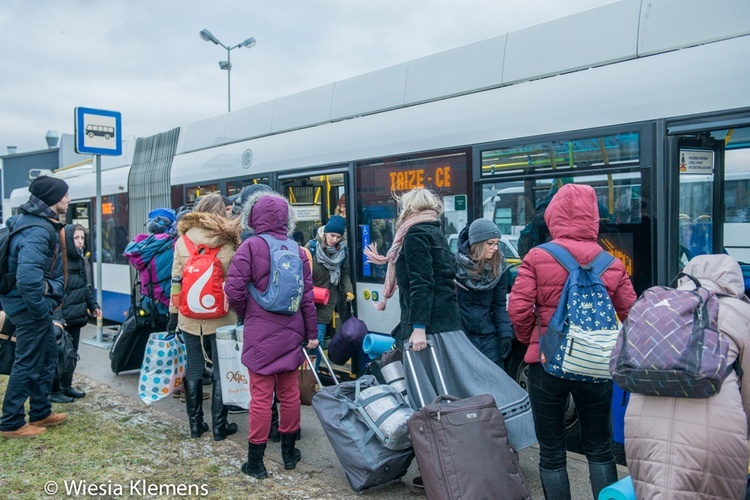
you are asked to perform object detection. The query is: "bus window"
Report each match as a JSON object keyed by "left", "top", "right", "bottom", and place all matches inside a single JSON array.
[
  {"left": 478, "top": 131, "right": 650, "bottom": 292},
  {"left": 355, "top": 152, "right": 468, "bottom": 282}
]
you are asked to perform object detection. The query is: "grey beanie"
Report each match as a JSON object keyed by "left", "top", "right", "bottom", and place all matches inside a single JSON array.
[{"left": 468, "top": 219, "right": 501, "bottom": 246}]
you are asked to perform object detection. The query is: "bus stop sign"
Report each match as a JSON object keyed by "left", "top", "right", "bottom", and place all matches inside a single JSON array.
[{"left": 75, "top": 107, "right": 122, "bottom": 155}]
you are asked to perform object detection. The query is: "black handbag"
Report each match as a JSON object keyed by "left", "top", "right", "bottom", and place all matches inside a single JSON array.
[{"left": 0, "top": 311, "right": 16, "bottom": 375}]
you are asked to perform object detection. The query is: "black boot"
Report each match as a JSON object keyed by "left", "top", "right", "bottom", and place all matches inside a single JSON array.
[
  {"left": 280, "top": 432, "right": 302, "bottom": 470},
  {"left": 588, "top": 460, "right": 618, "bottom": 499},
  {"left": 60, "top": 372, "right": 86, "bottom": 398},
  {"left": 185, "top": 379, "right": 208, "bottom": 438},
  {"left": 268, "top": 401, "right": 280, "bottom": 443},
  {"left": 539, "top": 467, "right": 571, "bottom": 500},
  {"left": 50, "top": 392, "right": 74, "bottom": 403},
  {"left": 212, "top": 378, "right": 238, "bottom": 441},
  {"left": 241, "top": 442, "right": 268, "bottom": 479}
]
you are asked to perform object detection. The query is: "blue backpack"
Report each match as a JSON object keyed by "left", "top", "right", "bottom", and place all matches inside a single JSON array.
[
  {"left": 538, "top": 242, "right": 620, "bottom": 382},
  {"left": 249, "top": 234, "right": 304, "bottom": 315}
]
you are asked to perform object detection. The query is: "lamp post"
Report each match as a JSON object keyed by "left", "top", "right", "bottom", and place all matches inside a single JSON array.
[{"left": 200, "top": 29, "right": 256, "bottom": 112}]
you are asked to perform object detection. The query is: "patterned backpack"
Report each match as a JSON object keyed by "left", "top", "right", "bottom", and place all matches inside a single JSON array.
[
  {"left": 178, "top": 235, "right": 229, "bottom": 320},
  {"left": 538, "top": 242, "right": 620, "bottom": 381},
  {"left": 609, "top": 274, "right": 731, "bottom": 398},
  {"left": 248, "top": 234, "right": 304, "bottom": 315}
]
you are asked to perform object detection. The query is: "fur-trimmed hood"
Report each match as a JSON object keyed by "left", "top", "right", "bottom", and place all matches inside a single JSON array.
[
  {"left": 177, "top": 211, "right": 240, "bottom": 249},
  {"left": 240, "top": 190, "right": 295, "bottom": 235}
]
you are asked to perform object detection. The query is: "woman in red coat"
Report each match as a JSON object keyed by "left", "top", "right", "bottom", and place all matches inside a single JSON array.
[{"left": 508, "top": 183, "right": 636, "bottom": 500}]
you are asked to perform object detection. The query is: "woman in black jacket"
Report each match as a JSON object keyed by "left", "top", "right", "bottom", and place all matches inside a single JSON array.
[
  {"left": 455, "top": 219, "right": 513, "bottom": 371},
  {"left": 57, "top": 224, "right": 101, "bottom": 399}
]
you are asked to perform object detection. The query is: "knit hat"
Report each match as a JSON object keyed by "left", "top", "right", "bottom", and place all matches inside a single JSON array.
[
  {"left": 146, "top": 208, "right": 176, "bottom": 234},
  {"left": 468, "top": 219, "right": 501, "bottom": 246},
  {"left": 239, "top": 184, "right": 272, "bottom": 206},
  {"left": 29, "top": 175, "right": 69, "bottom": 207},
  {"left": 324, "top": 215, "right": 346, "bottom": 235}
]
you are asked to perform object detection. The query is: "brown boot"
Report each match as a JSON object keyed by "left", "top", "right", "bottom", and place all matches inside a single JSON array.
[
  {"left": 1, "top": 423, "right": 47, "bottom": 438},
  {"left": 29, "top": 412, "right": 68, "bottom": 427}
]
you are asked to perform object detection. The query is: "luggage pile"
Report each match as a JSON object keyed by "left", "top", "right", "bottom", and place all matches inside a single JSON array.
[{"left": 313, "top": 339, "right": 531, "bottom": 498}]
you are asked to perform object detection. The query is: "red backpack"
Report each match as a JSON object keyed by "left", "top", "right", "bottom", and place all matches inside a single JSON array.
[{"left": 178, "top": 235, "right": 228, "bottom": 320}]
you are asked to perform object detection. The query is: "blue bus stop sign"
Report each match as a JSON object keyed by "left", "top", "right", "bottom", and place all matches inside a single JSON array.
[{"left": 75, "top": 107, "right": 122, "bottom": 156}]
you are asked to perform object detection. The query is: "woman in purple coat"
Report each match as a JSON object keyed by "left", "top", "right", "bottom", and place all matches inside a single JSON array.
[{"left": 225, "top": 191, "right": 318, "bottom": 479}]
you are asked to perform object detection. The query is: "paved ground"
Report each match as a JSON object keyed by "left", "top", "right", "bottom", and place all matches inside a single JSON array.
[{"left": 78, "top": 325, "right": 627, "bottom": 499}]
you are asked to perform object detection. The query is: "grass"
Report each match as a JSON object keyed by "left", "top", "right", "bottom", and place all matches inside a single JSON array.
[{"left": 0, "top": 375, "right": 346, "bottom": 499}]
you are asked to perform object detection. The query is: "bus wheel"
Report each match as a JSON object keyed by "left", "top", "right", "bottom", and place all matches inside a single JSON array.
[{"left": 87, "top": 132, "right": 94, "bottom": 138}]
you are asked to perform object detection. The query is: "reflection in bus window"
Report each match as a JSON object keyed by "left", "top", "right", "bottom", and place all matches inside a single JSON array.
[
  {"left": 356, "top": 152, "right": 468, "bottom": 282},
  {"left": 92, "top": 192, "right": 128, "bottom": 264},
  {"left": 478, "top": 130, "right": 650, "bottom": 293}
]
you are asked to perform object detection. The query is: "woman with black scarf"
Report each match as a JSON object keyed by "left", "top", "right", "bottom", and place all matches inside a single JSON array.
[{"left": 454, "top": 219, "right": 513, "bottom": 372}]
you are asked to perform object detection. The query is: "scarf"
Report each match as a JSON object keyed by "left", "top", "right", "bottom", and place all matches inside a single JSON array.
[
  {"left": 455, "top": 250, "right": 503, "bottom": 292},
  {"left": 363, "top": 210, "right": 439, "bottom": 310},
  {"left": 20, "top": 195, "right": 60, "bottom": 220},
  {"left": 315, "top": 240, "right": 347, "bottom": 286}
]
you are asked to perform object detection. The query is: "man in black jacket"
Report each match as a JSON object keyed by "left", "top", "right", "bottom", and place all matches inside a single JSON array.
[{"left": 0, "top": 176, "right": 70, "bottom": 438}]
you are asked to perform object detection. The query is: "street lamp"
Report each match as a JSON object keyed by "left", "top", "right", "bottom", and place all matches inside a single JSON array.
[{"left": 199, "top": 29, "right": 256, "bottom": 112}]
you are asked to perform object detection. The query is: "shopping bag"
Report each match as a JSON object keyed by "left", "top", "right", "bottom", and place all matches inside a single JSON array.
[
  {"left": 299, "top": 359, "right": 317, "bottom": 406},
  {"left": 138, "top": 332, "right": 186, "bottom": 404},
  {"left": 216, "top": 338, "right": 251, "bottom": 409}
]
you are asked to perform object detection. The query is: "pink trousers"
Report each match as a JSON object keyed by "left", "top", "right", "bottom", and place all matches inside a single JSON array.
[{"left": 247, "top": 369, "right": 300, "bottom": 444}]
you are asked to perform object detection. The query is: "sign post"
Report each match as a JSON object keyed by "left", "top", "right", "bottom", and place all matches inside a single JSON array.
[{"left": 75, "top": 107, "right": 122, "bottom": 344}]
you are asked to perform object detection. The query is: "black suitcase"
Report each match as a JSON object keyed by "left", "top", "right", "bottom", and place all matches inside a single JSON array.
[{"left": 405, "top": 341, "right": 530, "bottom": 500}]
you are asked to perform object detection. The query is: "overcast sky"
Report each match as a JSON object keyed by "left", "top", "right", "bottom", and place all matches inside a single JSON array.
[{"left": 0, "top": 0, "right": 618, "bottom": 156}]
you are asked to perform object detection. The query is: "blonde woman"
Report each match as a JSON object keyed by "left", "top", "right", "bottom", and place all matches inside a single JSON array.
[{"left": 364, "top": 188, "right": 536, "bottom": 488}]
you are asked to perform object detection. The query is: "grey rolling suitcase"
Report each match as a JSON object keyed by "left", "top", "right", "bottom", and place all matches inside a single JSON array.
[
  {"left": 307, "top": 347, "right": 414, "bottom": 494},
  {"left": 405, "top": 342, "right": 530, "bottom": 500}
]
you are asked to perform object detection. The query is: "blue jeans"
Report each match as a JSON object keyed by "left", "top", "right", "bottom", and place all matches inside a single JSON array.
[
  {"left": 313, "top": 323, "right": 327, "bottom": 370},
  {"left": 0, "top": 312, "right": 57, "bottom": 431},
  {"left": 527, "top": 363, "right": 614, "bottom": 470}
]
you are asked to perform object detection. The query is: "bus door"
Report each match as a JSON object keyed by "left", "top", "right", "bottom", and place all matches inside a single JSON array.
[
  {"left": 669, "top": 125, "right": 750, "bottom": 293},
  {"left": 278, "top": 169, "right": 354, "bottom": 375},
  {"left": 476, "top": 130, "right": 651, "bottom": 453}
]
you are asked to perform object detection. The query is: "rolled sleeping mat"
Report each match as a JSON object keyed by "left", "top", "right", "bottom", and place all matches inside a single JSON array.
[
  {"left": 313, "top": 286, "right": 330, "bottom": 305},
  {"left": 381, "top": 360, "right": 409, "bottom": 406},
  {"left": 598, "top": 476, "right": 635, "bottom": 500},
  {"left": 215, "top": 325, "right": 237, "bottom": 341},
  {"left": 362, "top": 333, "right": 395, "bottom": 360}
]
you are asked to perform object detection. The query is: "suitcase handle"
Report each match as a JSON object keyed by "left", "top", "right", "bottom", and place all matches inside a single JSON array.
[
  {"left": 403, "top": 339, "right": 449, "bottom": 409},
  {"left": 430, "top": 394, "right": 460, "bottom": 405},
  {"left": 301, "top": 342, "right": 340, "bottom": 386}
]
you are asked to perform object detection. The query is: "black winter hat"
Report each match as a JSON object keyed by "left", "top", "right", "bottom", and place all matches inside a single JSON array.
[{"left": 29, "top": 175, "right": 69, "bottom": 207}]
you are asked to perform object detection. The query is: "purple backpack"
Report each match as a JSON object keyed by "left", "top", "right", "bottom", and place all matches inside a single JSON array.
[{"left": 609, "top": 273, "right": 730, "bottom": 398}]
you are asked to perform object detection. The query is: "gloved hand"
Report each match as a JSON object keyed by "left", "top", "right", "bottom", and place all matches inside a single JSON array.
[
  {"left": 167, "top": 313, "right": 179, "bottom": 335},
  {"left": 499, "top": 337, "right": 513, "bottom": 361},
  {"left": 345, "top": 292, "right": 355, "bottom": 302}
]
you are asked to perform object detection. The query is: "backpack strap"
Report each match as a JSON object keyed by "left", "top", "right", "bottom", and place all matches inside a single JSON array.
[
  {"left": 182, "top": 234, "right": 220, "bottom": 256},
  {"left": 538, "top": 242, "right": 615, "bottom": 276}
]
